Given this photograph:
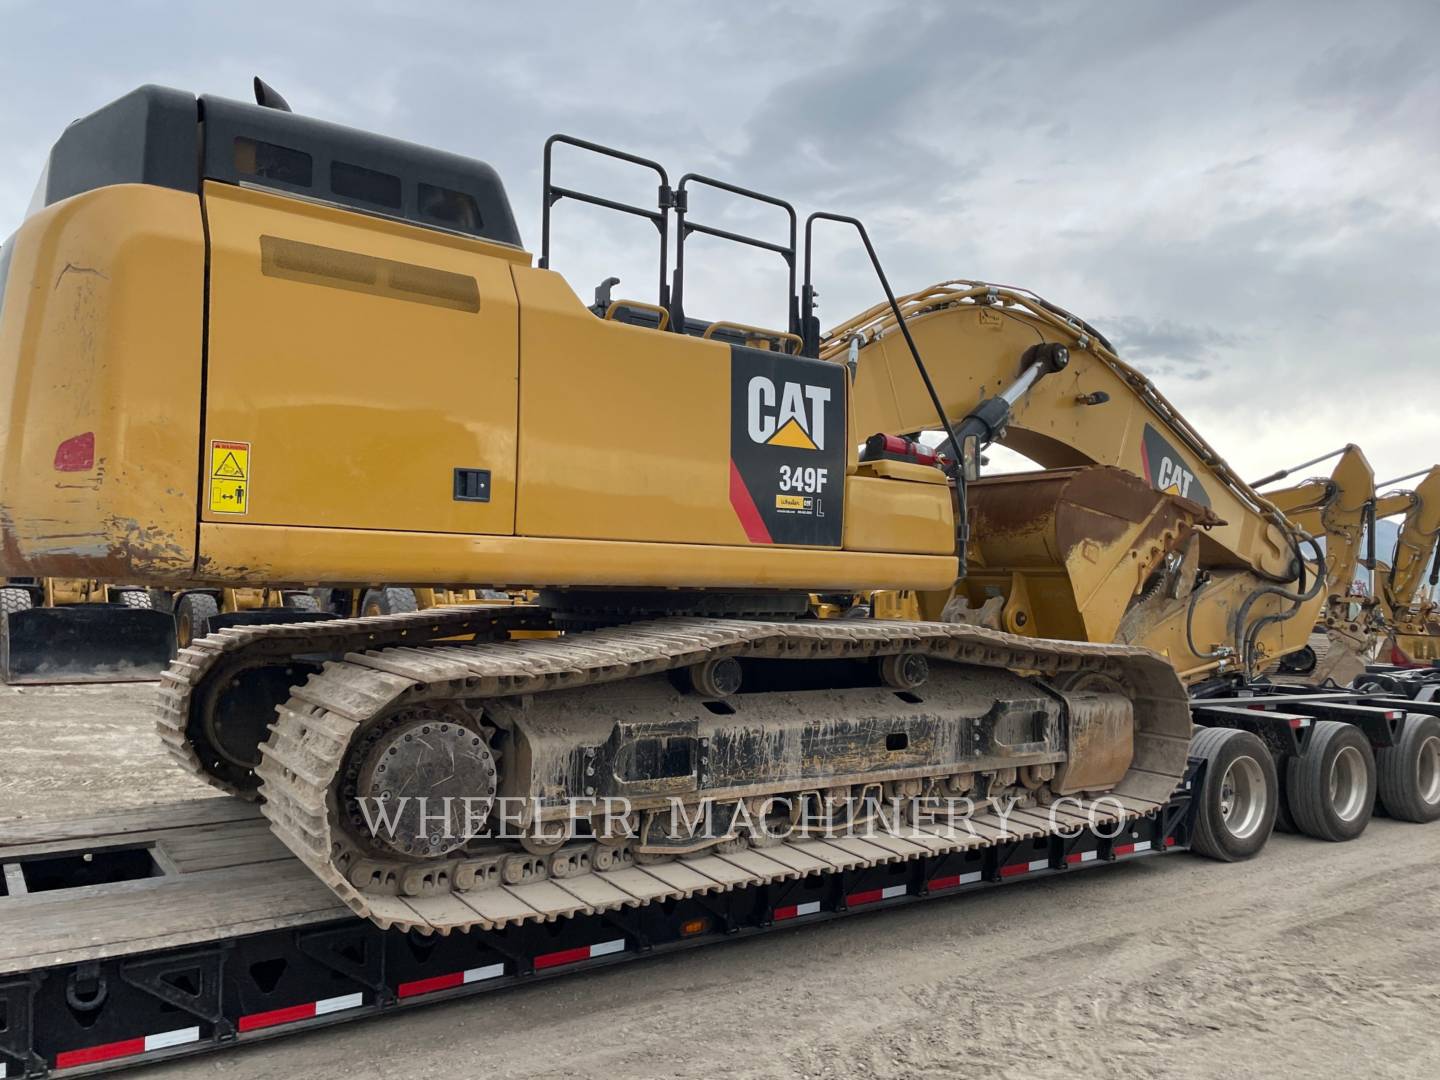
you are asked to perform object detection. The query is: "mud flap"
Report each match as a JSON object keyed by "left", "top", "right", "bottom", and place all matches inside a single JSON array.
[{"left": 1, "top": 606, "right": 178, "bottom": 684}]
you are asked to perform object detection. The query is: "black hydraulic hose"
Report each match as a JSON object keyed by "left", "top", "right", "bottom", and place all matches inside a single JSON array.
[
  {"left": 1239, "top": 534, "right": 1327, "bottom": 673},
  {"left": 1185, "top": 575, "right": 1225, "bottom": 661}
]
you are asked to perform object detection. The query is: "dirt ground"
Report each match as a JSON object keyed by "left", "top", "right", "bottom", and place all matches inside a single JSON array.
[{"left": 3, "top": 681, "right": 1439, "bottom": 1080}]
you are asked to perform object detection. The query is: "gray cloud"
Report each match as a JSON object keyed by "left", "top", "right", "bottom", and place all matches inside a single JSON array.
[{"left": 0, "top": 0, "right": 1436, "bottom": 482}]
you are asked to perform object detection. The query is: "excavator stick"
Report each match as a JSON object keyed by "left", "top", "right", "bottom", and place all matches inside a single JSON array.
[{"left": 0, "top": 604, "right": 176, "bottom": 684}]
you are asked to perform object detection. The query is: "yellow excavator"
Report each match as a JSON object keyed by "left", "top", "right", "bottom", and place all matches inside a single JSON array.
[
  {"left": 1374, "top": 467, "right": 1440, "bottom": 665},
  {"left": 1250, "top": 446, "right": 1381, "bottom": 685},
  {"left": 0, "top": 79, "right": 1355, "bottom": 929}
]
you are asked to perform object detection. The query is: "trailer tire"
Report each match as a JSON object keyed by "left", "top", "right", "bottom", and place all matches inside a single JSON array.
[
  {"left": 0, "top": 588, "right": 33, "bottom": 616},
  {"left": 1272, "top": 764, "right": 1297, "bottom": 834},
  {"left": 117, "top": 589, "right": 153, "bottom": 609},
  {"left": 1376, "top": 714, "right": 1440, "bottom": 823},
  {"left": 1286, "top": 720, "right": 1375, "bottom": 842},
  {"left": 361, "top": 587, "right": 419, "bottom": 617},
  {"left": 1190, "top": 726, "right": 1277, "bottom": 862},
  {"left": 175, "top": 593, "right": 220, "bottom": 649},
  {"left": 283, "top": 592, "right": 321, "bottom": 613}
]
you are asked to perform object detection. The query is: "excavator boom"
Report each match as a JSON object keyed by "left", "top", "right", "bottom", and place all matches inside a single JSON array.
[{"left": 834, "top": 282, "right": 1326, "bottom": 678}]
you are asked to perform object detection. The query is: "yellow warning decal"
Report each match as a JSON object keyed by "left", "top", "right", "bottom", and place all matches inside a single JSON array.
[{"left": 209, "top": 440, "right": 250, "bottom": 515}]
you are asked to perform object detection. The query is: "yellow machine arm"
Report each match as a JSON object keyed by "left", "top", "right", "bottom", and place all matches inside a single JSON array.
[
  {"left": 830, "top": 281, "right": 1326, "bottom": 679},
  {"left": 1257, "top": 445, "right": 1380, "bottom": 683},
  {"left": 1258, "top": 445, "right": 1374, "bottom": 606},
  {"left": 1379, "top": 467, "right": 1440, "bottom": 618}
]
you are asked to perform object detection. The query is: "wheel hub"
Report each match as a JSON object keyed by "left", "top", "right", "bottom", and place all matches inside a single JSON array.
[
  {"left": 1218, "top": 754, "right": 1267, "bottom": 840},
  {"left": 1328, "top": 744, "right": 1368, "bottom": 823},
  {"left": 353, "top": 712, "right": 498, "bottom": 858}
]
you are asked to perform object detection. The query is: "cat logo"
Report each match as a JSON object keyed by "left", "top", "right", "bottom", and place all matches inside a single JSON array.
[
  {"left": 1140, "top": 423, "right": 1211, "bottom": 507},
  {"left": 746, "top": 376, "right": 831, "bottom": 451}
]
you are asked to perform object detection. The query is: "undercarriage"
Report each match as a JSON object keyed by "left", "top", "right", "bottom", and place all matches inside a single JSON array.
[{"left": 157, "top": 605, "right": 1193, "bottom": 932}]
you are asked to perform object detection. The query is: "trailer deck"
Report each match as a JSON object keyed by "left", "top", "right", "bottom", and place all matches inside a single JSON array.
[{"left": 0, "top": 778, "right": 1197, "bottom": 1077}]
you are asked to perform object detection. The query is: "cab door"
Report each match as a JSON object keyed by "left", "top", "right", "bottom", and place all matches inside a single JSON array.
[{"left": 201, "top": 181, "right": 521, "bottom": 535}]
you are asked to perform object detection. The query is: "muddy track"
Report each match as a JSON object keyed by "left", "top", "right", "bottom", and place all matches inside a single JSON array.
[
  {"left": 155, "top": 607, "right": 534, "bottom": 798},
  {"left": 240, "top": 617, "right": 1193, "bottom": 933}
]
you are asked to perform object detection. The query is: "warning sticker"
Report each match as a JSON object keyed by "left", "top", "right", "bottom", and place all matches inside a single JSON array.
[{"left": 209, "top": 440, "right": 250, "bottom": 515}]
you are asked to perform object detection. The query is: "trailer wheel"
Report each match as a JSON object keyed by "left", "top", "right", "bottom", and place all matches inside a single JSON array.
[
  {"left": 1190, "top": 726, "right": 1277, "bottom": 862},
  {"left": 175, "top": 593, "right": 220, "bottom": 649},
  {"left": 1376, "top": 714, "right": 1440, "bottom": 823},
  {"left": 0, "top": 587, "right": 33, "bottom": 616},
  {"left": 283, "top": 592, "right": 321, "bottom": 613},
  {"left": 117, "top": 589, "right": 154, "bottom": 609},
  {"left": 1286, "top": 720, "right": 1375, "bottom": 842},
  {"left": 361, "top": 587, "right": 419, "bottom": 617}
]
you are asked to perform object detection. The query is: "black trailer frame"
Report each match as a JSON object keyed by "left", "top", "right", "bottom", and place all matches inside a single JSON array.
[{"left": 0, "top": 769, "right": 1200, "bottom": 1078}]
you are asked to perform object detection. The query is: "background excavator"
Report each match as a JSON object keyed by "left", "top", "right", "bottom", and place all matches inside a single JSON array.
[
  {"left": 1374, "top": 467, "right": 1440, "bottom": 665},
  {"left": 0, "top": 576, "right": 175, "bottom": 683},
  {"left": 1251, "top": 445, "right": 1381, "bottom": 685}
]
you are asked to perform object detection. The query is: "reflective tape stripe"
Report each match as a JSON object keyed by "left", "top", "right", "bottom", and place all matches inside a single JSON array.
[
  {"left": 1065, "top": 850, "right": 1099, "bottom": 865},
  {"left": 55, "top": 1027, "right": 200, "bottom": 1069},
  {"left": 846, "top": 883, "right": 907, "bottom": 906},
  {"left": 773, "top": 900, "right": 822, "bottom": 921},
  {"left": 239, "top": 993, "right": 364, "bottom": 1032},
  {"left": 145, "top": 1027, "right": 201, "bottom": 1051},
  {"left": 398, "top": 962, "right": 506, "bottom": 999},
  {"left": 1114, "top": 840, "right": 1152, "bottom": 856},
  {"left": 314, "top": 993, "right": 364, "bottom": 1016},
  {"left": 999, "top": 858, "right": 1049, "bottom": 878},
  {"left": 928, "top": 870, "right": 983, "bottom": 891},
  {"left": 534, "top": 939, "right": 626, "bottom": 970}
]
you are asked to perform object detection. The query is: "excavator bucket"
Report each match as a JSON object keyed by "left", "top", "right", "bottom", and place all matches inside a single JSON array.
[{"left": 0, "top": 605, "right": 177, "bottom": 684}]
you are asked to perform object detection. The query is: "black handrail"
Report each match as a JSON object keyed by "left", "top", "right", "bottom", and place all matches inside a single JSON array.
[
  {"left": 540, "top": 135, "right": 673, "bottom": 310},
  {"left": 672, "top": 173, "right": 799, "bottom": 344},
  {"left": 803, "top": 211, "right": 970, "bottom": 567}
]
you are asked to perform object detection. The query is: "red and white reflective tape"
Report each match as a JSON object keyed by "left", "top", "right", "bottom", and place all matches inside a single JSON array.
[
  {"left": 238, "top": 992, "right": 364, "bottom": 1033},
  {"left": 534, "top": 938, "right": 625, "bottom": 971},
  {"left": 397, "top": 962, "right": 505, "bottom": 999},
  {"left": 1065, "top": 849, "right": 1100, "bottom": 865},
  {"left": 847, "top": 883, "right": 907, "bottom": 906},
  {"left": 1113, "top": 840, "right": 1152, "bottom": 857},
  {"left": 55, "top": 1025, "right": 200, "bottom": 1069},
  {"left": 773, "top": 899, "right": 822, "bottom": 921},
  {"left": 928, "top": 869, "right": 983, "bottom": 891},
  {"left": 999, "top": 857, "right": 1050, "bottom": 879}
]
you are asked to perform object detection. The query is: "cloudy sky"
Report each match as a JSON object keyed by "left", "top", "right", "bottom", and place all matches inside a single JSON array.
[{"left": 2, "top": 0, "right": 1436, "bottom": 501}]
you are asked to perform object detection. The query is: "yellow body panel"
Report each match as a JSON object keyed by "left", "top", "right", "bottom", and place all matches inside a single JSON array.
[
  {"left": 202, "top": 182, "right": 523, "bottom": 535},
  {"left": 842, "top": 475, "right": 955, "bottom": 554},
  {"left": 511, "top": 268, "right": 748, "bottom": 545},
  {"left": 0, "top": 185, "right": 203, "bottom": 582}
]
